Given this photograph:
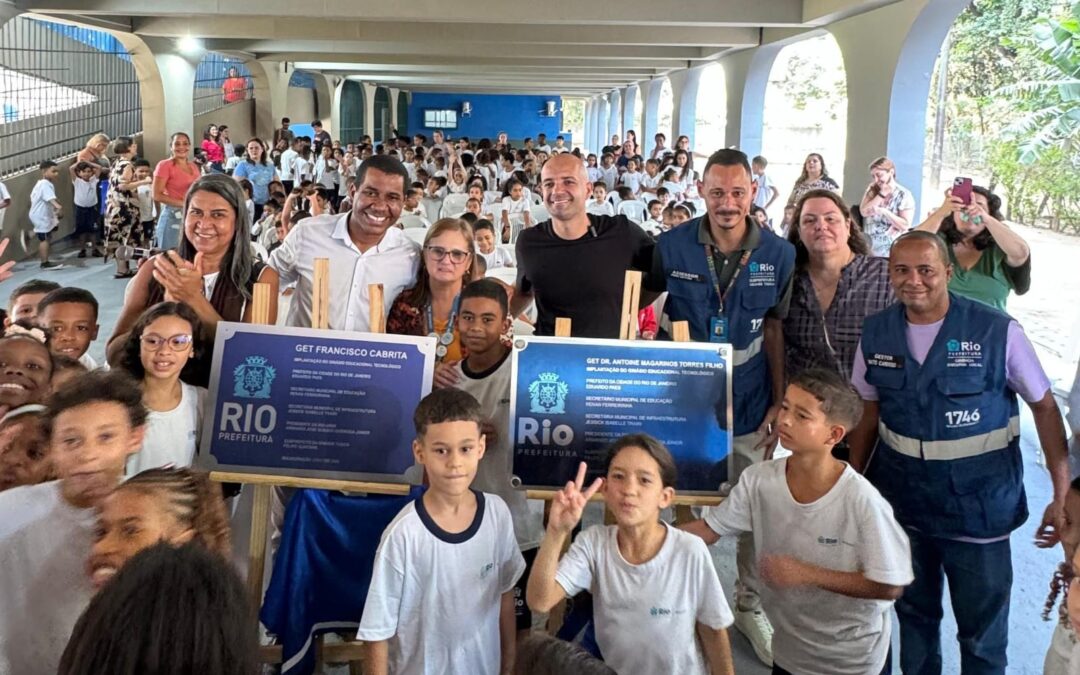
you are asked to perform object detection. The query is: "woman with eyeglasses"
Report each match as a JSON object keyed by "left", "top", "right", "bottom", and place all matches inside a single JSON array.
[
  {"left": 387, "top": 218, "right": 477, "bottom": 387},
  {"left": 118, "top": 302, "right": 205, "bottom": 475}
]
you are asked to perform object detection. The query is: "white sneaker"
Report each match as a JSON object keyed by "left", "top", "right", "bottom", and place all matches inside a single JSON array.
[{"left": 734, "top": 607, "right": 773, "bottom": 666}]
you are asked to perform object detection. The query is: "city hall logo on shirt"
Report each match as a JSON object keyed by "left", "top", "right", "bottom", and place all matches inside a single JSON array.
[
  {"left": 650, "top": 607, "right": 672, "bottom": 617},
  {"left": 945, "top": 339, "right": 983, "bottom": 368},
  {"left": 233, "top": 355, "right": 277, "bottom": 399},
  {"left": 480, "top": 562, "right": 494, "bottom": 579},
  {"left": 529, "top": 372, "right": 568, "bottom": 415},
  {"left": 747, "top": 261, "right": 776, "bottom": 288}
]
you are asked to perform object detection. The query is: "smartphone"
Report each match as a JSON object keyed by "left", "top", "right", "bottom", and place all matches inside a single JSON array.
[{"left": 952, "top": 177, "right": 973, "bottom": 205}]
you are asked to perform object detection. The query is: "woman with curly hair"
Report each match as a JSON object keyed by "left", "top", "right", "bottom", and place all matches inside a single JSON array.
[
  {"left": 915, "top": 184, "right": 1031, "bottom": 311},
  {"left": 85, "top": 467, "right": 231, "bottom": 591},
  {"left": 1039, "top": 477, "right": 1080, "bottom": 674}
]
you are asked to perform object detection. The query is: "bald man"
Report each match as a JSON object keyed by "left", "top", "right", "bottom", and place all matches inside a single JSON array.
[{"left": 511, "top": 153, "right": 654, "bottom": 338}]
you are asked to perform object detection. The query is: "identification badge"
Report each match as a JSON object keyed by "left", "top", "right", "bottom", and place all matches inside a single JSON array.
[
  {"left": 866, "top": 353, "right": 905, "bottom": 369},
  {"left": 709, "top": 316, "right": 728, "bottom": 343}
]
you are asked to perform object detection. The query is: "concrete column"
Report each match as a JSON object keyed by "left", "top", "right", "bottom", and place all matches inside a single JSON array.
[
  {"left": 668, "top": 66, "right": 705, "bottom": 152},
  {"left": 0, "top": 1, "right": 19, "bottom": 27},
  {"left": 331, "top": 78, "right": 345, "bottom": 145},
  {"left": 829, "top": 0, "right": 968, "bottom": 214},
  {"left": 359, "top": 82, "right": 377, "bottom": 139},
  {"left": 313, "top": 73, "right": 335, "bottom": 132},
  {"left": 718, "top": 44, "right": 783, "bottom": 158},
  {"left": 641, "top": 78, "right": 664, "bottom": 155},
  {"left": 246, "top": 60, "right": 289, "bottom": 142},
  {"left": 121, "top": 37, "right": 200, "bottom": 164},
  {"left": 592, "top": 97, "right": 605, "bottom": 154},
  {"left": 587, "top": 98, "right": 596, "bottom": 154},
  {"left": 622, "top": 84, "right": 639, "bottom": 143},
  {"left": 607, "top": 90, "right": 622, "bottom": 144},
  {"left": 388, "top": 87, "right": 399, "bottom": 139}
]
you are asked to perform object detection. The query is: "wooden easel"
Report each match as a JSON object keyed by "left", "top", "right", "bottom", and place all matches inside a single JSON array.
[{"left": 210, "top": 260, "right": 400, "bottom": 669}]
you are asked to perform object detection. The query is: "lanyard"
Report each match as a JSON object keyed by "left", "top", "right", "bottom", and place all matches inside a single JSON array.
[
  {"left": 704, "top": 245, "right": 752, "bottom": 315},
  {"left": 425, "top": 294, "right": 460, "bottom": 360}
]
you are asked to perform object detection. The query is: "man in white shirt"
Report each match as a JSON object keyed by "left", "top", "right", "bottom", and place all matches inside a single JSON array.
[
  {"left": 269, "top": 155, "right": 420, "bottom": 331},
  {"left": 279, "top": 138, "right": 299, "bottom": 192},
  {"left": 535, "top": 133, "right": 552, "bottom": 154}
]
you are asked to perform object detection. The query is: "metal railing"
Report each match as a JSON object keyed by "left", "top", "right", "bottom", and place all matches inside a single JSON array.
[
  {"left": 0, "top": 17, "right": 141, "bottom": 177},
  {"left": 193, "top": 52, "right": 253, "bottom": 117}
]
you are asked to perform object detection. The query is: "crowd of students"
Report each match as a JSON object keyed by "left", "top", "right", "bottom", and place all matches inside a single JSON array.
[{"left": 0, "top": 120, "right": 1072, "bottom": 675}]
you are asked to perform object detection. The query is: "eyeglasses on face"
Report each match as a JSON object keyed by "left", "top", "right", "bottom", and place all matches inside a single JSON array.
[
  {"left": 424, "top": 246, "right": 471, "bottom": 264},
  {"left": 140, "top": 333, "right": 194, "bottom": 351}
]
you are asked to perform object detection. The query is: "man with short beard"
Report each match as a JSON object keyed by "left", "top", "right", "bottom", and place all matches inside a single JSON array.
[
  {"left": 647, "top": 148, "right": 795, "bottom": 667},
  {"left": 268, "top": 155, "right": 420, "bottom": 331},
  {"left": 511, "top": 153, "right": 653, "bottom": 338}
]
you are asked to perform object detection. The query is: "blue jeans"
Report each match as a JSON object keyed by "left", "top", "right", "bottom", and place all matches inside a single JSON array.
[
  {"left": 155, "top": 205, "right": 182, "bottom": 250},
  {"left": 897, "top": 531, "right": 1011, "bottom": 675}
]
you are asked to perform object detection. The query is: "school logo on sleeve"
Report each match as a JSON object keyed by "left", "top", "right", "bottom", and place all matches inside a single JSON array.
[
  {"left": 233, "top": 356, "right": 277, "bottom": 399},
  {"left": 529, "top": 372, "right": 569, "bottom": 415}
]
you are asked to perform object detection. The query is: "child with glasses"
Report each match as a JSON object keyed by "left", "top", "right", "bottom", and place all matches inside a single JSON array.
[{"left": 118, "top": 302, "right": 205, "bottom": 476}]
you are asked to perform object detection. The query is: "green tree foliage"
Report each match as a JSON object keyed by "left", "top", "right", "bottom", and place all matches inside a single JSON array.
[{"left": 1003, "top": 2, "right": 1080, "bottom": 163}]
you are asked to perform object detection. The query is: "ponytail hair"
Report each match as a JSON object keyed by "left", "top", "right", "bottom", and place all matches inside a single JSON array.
[{"left": 119, "top": 468, "right": 231, "bottom": 559}]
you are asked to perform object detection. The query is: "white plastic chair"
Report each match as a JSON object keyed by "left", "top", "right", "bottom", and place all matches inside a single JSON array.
[
  {"left": 508, "top": 213, "right": 529, "bottom": 244},
  {"left": 497, "top": 243, "right": 517, "bottom": 265},
  {"left": 404, "top": 228, "right": 428, "bottom": 245},
  {"left": 398, "top": 214, "right": 429, "bottom": 229},
  {"left": 531, "top": 204, "right": 550, "bottom": 223},
  {"left": 440, "top": 193, "right": 469, "bottom": 218},
  {"left": 617, "top": 199, "right": 647, "bottom": 224},
  {"left": 484, "top": 267, "right": 517, "bottom": 285},
  {"left": 250, "top": 240, "right": 270, "bottom": 262}
]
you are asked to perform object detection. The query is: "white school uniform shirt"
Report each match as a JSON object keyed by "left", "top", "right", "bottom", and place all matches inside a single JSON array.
[
  {"left": 704, "top": 459, "right": 913, "bottom": 675},
  {"left": 536, "top": 144, "right": 552, "bottom": 153},
  {"left": 357, "top": 492, "right": 525, "bottom": 675},
  {"left": 127, "top": 382, "right": 206, "bottom": 476},
  {"left": 586, "top": 166, "right": 603, "bottom": 183},
  {"left": 598, "top": 165, "right": 618, "bottom": 191},
  {"left": 501, "top": 195, "right": 530, "bottom": 214},
  {"left": 73, "top": 176, "right": 99, "bottom": 208},
  {"left": 0, "top": 181, "right": 10, "bottom": 231},
  {"left": 279, "top": 147, "right": 298, "bottom": 181},
  {"left": 621, "top": 170, "right": 644, "bottom": 195},
  {"left": 640, "top": 172, "right": 663, "bottom": 194},
  {"left": 314, "top": 157, "right": 339, "bottom": 189},
  {"left": 1045, "top": 621, "right": 1077, "bottom": 675},
  {"left": 225, "top": 155, "right": 242, "bottom": 173},
  {"left": 452, "top": 354, "right": 542, "bottom": 549},
  {"left": 269, "top": 212, "right": 420, "bottom": 331},
  {"left": 556, "top": 523, "right": 733, "bottom": 675},
  {"left": 292, "top": 155, "right": 315, "bottom": 182},
  {"left": 136, "top": 183, "right": 156, "bottom": 222},
  {"left": 478, "top": 247, "right": 514, "bottom": 271},
  {"left": 585, "top": 199, "right": 614, "bottom": 217},
  {"left": 0, "top": 481, "right": 96, "bottom": 675},
  {"left": 29, "top": 179, "right": 58, "bottom": 233}
]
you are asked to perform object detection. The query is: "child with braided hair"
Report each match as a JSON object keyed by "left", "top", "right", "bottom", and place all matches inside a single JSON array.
[
  {"left": 1040, "top": 476, "right": 1080, "bottom": 674},
  {"left": 87, "top": 467, "right": 231, "bottom": 590}
]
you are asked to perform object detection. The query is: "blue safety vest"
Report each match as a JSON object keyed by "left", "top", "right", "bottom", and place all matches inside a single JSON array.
[
  {"left": 861, "top": 293, "right": 1026, "bottom": 539},
  {"left": 656, "top": 218, "right": 795, "bottom": 435}
]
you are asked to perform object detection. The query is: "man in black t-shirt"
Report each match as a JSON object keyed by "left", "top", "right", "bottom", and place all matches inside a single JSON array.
[{"left": 512, "top": 154, "right": 654, "bottom": 338}]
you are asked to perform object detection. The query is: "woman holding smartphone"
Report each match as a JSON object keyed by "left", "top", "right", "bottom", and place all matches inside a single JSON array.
[{"left": 915, "top": 182, "right": 1031, "bottom": 311}]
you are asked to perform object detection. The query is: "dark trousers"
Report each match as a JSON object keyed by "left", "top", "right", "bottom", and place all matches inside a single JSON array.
[
  {"left": 897, "top": 531, "right": 1011, "bottom": 675},
  {"left": 773, "top": 647, "right": 891, "bottom": 675}
]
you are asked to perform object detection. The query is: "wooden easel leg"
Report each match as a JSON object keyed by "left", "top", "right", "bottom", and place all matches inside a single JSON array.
[
  {"left": 674, "top": 504, "right": 693, "bottom": 525},
  {"left": 247, "top": 484, "right": 272, "bottom": 632}
]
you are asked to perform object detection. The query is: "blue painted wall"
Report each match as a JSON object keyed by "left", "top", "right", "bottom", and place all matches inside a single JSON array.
[{"left": 407, "top": 93, "right": 562, "bottom": 141}]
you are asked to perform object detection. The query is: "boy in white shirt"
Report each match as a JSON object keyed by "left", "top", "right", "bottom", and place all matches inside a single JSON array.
[
  {"left": 0, "top": 371, "right": 147, "bottom": 675},
  {"left": 133, "top": 159, "right": 157, "bottom": 244},
  {"left": 683, "top": 369, "right": 913, "bottom": 675},
  {"left": 452, "top": 281, "right": 545, "bottom": 630},
  {"left": 752, "top": 155, "right": 778, "bottom": 213},
  {"left": 528, "top": 436, "right": 734, "bottom": 675},
  {"left": 279, "top": 138, "right": 299, "bottom": 191},
  {"left": 640, "top": 158, "right": 662, "bottom": 198},
  {"left": 598, "top": 153, "right": 618, "bottom": 192},
  {"left": 472, "top": 222, "right": 513, "bottom": 270},
  {"left": 585, "top": 182, "right": 615, "bottom": 217},
  {"left": 620, "top": 157, "right": 644, "bottom": 196},
  {"left": 358, "top": 389, "right": 524, "bottom": 675},
  {"left": 70, "top": 161, "right": 99, "bottom": 259},
  {"left": 29, "top": 161, "right": 64, "bottom": 270}
]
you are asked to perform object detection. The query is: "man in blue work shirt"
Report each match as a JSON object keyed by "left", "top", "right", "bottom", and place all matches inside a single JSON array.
[
  {"left": 647, "top": 148, "right": 795, "bottom": 667},
  {"left": 849, "top": 231, "right": 1069, "bottom": 675}
]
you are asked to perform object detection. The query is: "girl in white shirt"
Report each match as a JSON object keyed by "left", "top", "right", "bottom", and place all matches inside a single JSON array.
[
  {"left": 620, "top": 157, "right": 645, "bottom": 195},
  {"left": 586, "top": 154, "right": 603, "bottom": 183},
  {"left": 500, "top": 179, "right": 533, "bottom": 243},
  {"left": 527, "top": 437, "right": 734, "bottom": 675},
  {"left": 313, "top": 145, "right": 339, "bottom": 191},
  {"left": 120, "top": 302, "right": 206, "bottom": 477}
]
